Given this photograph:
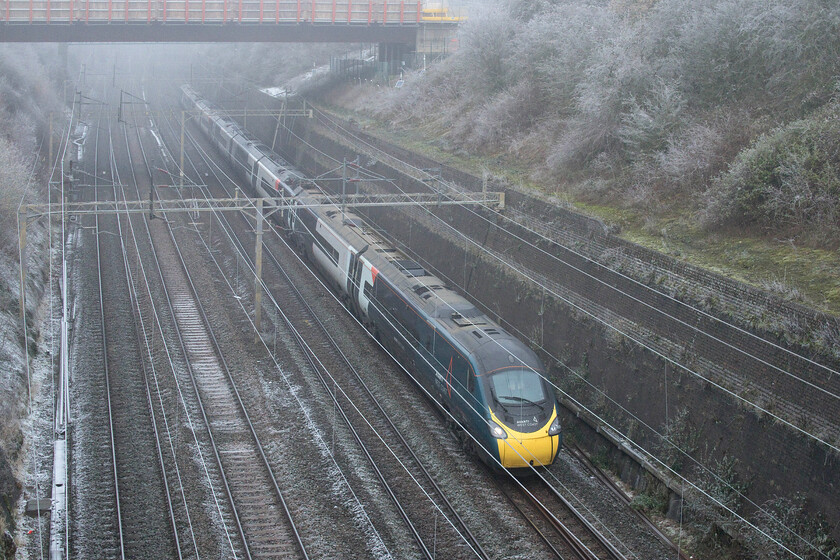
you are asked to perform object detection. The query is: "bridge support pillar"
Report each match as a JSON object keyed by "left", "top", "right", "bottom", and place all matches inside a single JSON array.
[
  {"left": 58, "top": 43, "right": 69, "bottom": 76},
  {"left": 377, "top": 42, "right": 410, "bottom": 75}
]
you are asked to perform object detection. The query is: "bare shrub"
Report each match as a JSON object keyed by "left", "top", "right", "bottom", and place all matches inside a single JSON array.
[
  {"left": 702, "top": 103, "right": 840, "bottom": 245},
  {"left": 759, "top": 277, "right": 808, "bottom": 304},
  {"left": 367, "top": 53, "right": 474, "bottom": 133},
  {"left": 656, "top": 109, "right": 759, "bottom": 193},
  {"left": 456, "top": 5, "right": 515, "bottom": 96},
  {"left": 676, "top": 455, "right": 753, "bottom": 556},
  {"left": 507, "top": 118, "right": 561, "bottom": 165},
  {"left": 511, "top": 4, "right": 618, "bottom": 118},
  {"left": 0, "top": 46, "right": 59, "bottom": 145},
  {"left": 658, "top": 407, "right": 702, "bottom": 473},
  {"left": 454, "top": 79, "right": 542, "bottom": 153},
  {"left": 814, "top": 322, "right": 840, "bottom": 361},
  {"left": 618, "top": 80, "right": 685, "bottom": 156},
  {"left": 548, "top": 30, "right": 637, "bottom": 168},
  {"left": 657, "top": 122, "right": 721, "bottom": 183}
]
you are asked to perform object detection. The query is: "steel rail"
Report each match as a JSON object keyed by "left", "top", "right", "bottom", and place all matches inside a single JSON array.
[
  {"left": 91, "top": 96, "right": 127, "bottom": 560},
  {"left": 131, "top": 103, "right": 309, "bottom": 560},
  {"left": 492, "top": 478, "right": 566, "bottom": 559},
  {"left": 492, "top": 473, "right": 625, "bottom": 560},
  {"left": 524, "top": 481, "right": 610, "bottom": 560},
  {"left": 531, "top": 475, "right": 626, "bottom": 560}
]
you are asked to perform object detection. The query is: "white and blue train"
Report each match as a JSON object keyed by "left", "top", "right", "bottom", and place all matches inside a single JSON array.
[{"left": 180, "top": 84, "right": 562, "bottom": 469}]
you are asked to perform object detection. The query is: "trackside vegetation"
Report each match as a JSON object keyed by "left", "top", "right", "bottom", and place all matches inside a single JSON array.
[
  {"left": 0, "top": 45, "right": 62, "bottom": 557},
  {"left": 705, "top": 103, "right": 840, "bottom": 244}
]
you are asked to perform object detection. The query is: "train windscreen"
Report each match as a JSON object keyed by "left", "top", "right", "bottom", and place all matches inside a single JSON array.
[{"left": 489, "top": 369, "right": 547, "bottom": 408}]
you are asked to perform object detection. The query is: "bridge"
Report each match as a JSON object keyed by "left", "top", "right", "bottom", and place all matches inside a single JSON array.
[{"left": 0, "top": 0, "right": 454, "bottom": 42}]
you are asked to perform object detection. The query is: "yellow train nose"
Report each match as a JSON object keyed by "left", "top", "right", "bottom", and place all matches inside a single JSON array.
[
  {"left": 491, "top": 412, "right": 560, "bottom": 468},
  {"left": 498, "top": 433, "right": 560, "bottom": 468}
]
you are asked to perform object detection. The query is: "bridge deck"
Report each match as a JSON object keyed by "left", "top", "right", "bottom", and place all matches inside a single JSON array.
[
  {"left": 0, "top": 0, "right": 429, "bottom": 41},
  {"left": 1, "top": 0, "right": 421, "bottom": 23}
]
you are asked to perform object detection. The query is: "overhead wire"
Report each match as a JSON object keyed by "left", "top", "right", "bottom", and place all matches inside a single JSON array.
[
  {"left": 279, "top": 105, "right": 839, "bottom": 459},
  {"left": 313, "top": 106, "right": 840, "bottom": 384},
  {"left": 253, "top": 99, "right": 827, "bottom": 557},
  {"left": 181, "top": 80, "right": 833, "bottom": 558},
  {"left": 296, "top": 119, "right": 831, "bottom": 557},
  {"left": 162, "top": 100, "right": 488, "bottom": 559},
  {"left": 175, "top": 88, "right": 642, "bottom": 559}
]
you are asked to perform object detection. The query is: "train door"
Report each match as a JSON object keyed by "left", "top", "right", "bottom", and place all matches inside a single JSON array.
[
  {"left": 347, "top": 245, "right": 368, "bottom": 316},
  {"left": 225, "top": 136, "right": 234, "bottom": 163},
  {"left": 288, "top": 201, "right": 299, "bottom": 240},
  {"left": 250, "top": 159, "right": 259, "bottom": 193},
  {"left": 357, "top": 260, "right": 376, "bottom": 318}
]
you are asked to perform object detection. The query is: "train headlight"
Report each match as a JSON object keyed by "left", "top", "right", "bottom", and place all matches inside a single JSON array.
[
  {"left": 489, "top": 420, "right": 508, "bottom": 440},
  {"left": 548, "top": 416, "right": 562, "bottom": 436}
]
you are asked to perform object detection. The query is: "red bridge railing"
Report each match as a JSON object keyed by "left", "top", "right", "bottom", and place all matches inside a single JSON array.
[{"left": 0, "top": 0, "right": 422, "bottom": 24}]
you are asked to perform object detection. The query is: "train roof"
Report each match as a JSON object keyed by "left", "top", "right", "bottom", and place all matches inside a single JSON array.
[{"left": 316, "top": 205, "right": 543, "bottom": 376}]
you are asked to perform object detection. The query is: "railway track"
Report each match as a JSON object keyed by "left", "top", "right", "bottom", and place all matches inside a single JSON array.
[
  {"left": 69, "top": 83, "right": 126, "bottom": 560},
  {"left": 67, "top": 76, "right": 678, "bottom": 559},
  {"left": 152, "top": 81, "right": 657, "bottom": 559},
  {"left": 51, "top": 63, "right": 683, "bottom": 560},
  {"left": 125, "top": 102, "right": 309, "bottom": 560},
  {"left": 495, "top": 473, "right": 626, "bottom": 560},
  {"left": 68, "top": 78, "right": 179, "bottom": 559},
  {"left": 105, "top": 83, "right": 399, "bottom": 558}
]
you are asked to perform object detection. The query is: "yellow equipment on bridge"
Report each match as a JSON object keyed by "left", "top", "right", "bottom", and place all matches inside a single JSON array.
[{"left": 421, "top": 2, "right": 463, "bottom": 22}]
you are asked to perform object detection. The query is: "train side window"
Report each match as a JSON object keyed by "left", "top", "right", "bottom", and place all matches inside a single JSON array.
[
  {"left": 399, "top": 303, "right": 420, "bottom": 344},
  {"left": 451, "top": 353, "right": 469, "bottom": 391},
  {"left": 313, "top": 229, "right": 339, "bottom": 265},
  {"left": 363, "top": 281, "right": 373, "bottom": 299}
]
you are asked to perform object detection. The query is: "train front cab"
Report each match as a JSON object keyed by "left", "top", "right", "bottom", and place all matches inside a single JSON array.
[
  {"left": 489, "top": 409, "right": 562, "bottom": 469},
  {"left": 477, "top": 359, "right": 562, "bottom": 470}
]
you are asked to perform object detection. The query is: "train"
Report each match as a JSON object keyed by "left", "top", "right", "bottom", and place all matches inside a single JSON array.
[{"left": 179, "top": 84, "right": 561, "bottom": 470}]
